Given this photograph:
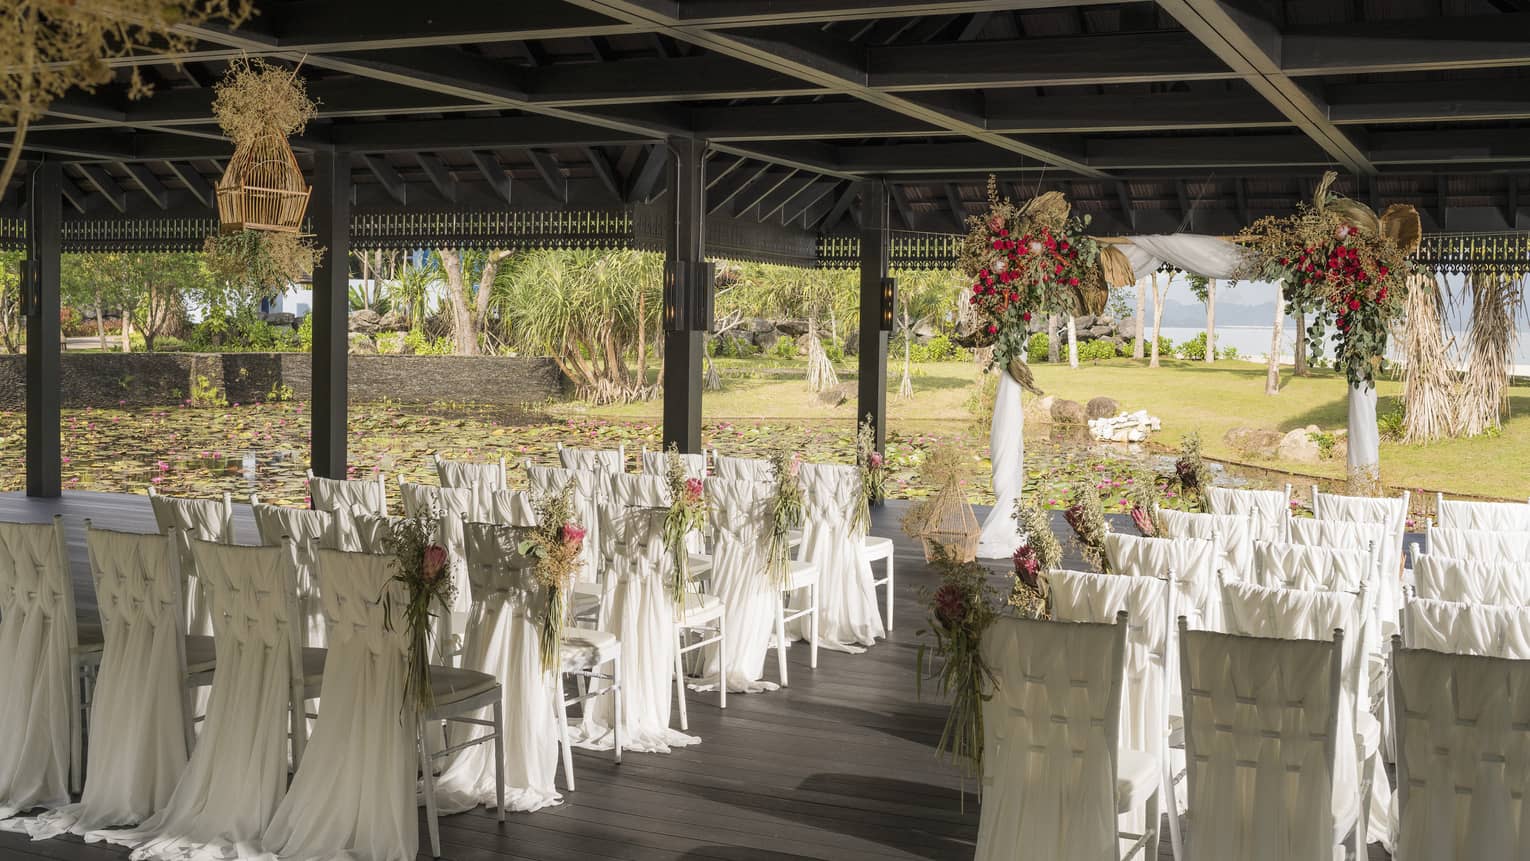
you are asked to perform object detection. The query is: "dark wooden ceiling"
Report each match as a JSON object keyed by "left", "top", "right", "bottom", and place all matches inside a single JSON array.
[{"left": 7, "top": 0, "right": 1530, "bottom": 235}]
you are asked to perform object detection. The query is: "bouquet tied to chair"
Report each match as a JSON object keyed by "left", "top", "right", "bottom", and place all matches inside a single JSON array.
[
  {"left": 518, "top": 485, "right": 586, "bottom": 673},
  {"left": 661, "top": 444, "right": 707, "bottom": 609},
  {"left": 382, "top": 511, "right": 456, "bottom": 715}
]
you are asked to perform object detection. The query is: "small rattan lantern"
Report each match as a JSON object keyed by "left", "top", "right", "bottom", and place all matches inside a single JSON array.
[
  {"left": 906, "top": 480, "right": 981, "bottom": 563},
  {"left": 216, "top": 129, "right": 310, "bottom": 234}
]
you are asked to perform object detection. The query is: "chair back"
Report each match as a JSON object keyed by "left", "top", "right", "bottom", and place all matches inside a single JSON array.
[
  {"left": 1436, "top": 496, "right": 1530, "bottom": 533},
  {"left": 1205, "top": 487, "right": 1288, "bottom": 541},
  {"left": 461, "top": 521, "right": 545, "bottom": 624},
  {"left": 603, "top": 473, "right": 670, "bottom": 584},
  {"left": 1402, "top": 597, "right": 1530, "bottom": 659},
  {"left": 149, "top": 491, "right": 233, "bottom": 637},
  {"left": 642, "top": 448, "right": 705, "bottom": 480},
  {"left": 1050, "top": 570, "right": 1172, "bottom": 759},
  {"left": 251, "top": 502, "right": 332, "bottom": 648},
  {"left": 713, "top": 454, "right": 773, "bottom": 483},
  {"left": 527, "top": 465, "right": 601, "bottom": 584},
  {"left": 558, "top": 445, "right": 624, "bottom": 474},
  {"left": 1414, "top": 554, "right": 1530, "bottom": 607},
  {"left": 1104, "top": 532, "right": 1220, "bottom": 629},
  {"left": 1426, "top": 525, "right": 1530, "bottom": 564},
  {"left": 1391, "top": 640, "right": 1530, "bottom": 860},
  {"left": 1156, "top": 509, "right": 1258, "bottom": 576},
  {"left": 490, "top": 489, "right": 537, "bottom": 528},
  {"left": 306, "top": 472, "right": 388, "bottom": 516},
  {"left": 315, "top": 549, "right": 409, "bottom": 658},
  {"left": 190, "top": 538, "right": 303, "bottom": 690},
  {"left": 1178, "top": 621, "right": 1343, "bottom": 861},
  {"left": 706, "top": 478, "right": 772, "bottom": 564},
  {"left": 321, "top": 508, "right": 395, "bottom": 555},
  {"left": 434, "top": 456, "right": 507, "bottom": 492},
  {"left": 974, "top": 612, "right": 1127, "bottom": 861},
  {"left": 0, "top": 517, "right": 77, "bottom": 810},
  {"left": 1253, "top": 539, "right": 1372, "bottom": 593},
  {"left": 799, "top": 462, "right": 864, "bottom": 537},
  {"left": 1311, "top": 489, "right": 1407, "bottom": 576}
]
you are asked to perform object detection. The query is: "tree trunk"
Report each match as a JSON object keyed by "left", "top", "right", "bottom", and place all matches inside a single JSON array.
[
  {"left": 94, "top": 294, "right": 106, "bottom": 351},
  {"left": 1293, "top": 305, "right": 1308, "bottom": 376},
  {"left": 1046, "top": 313, "right": 1060, "bottom": 363},
  {"left": 1132, "top": 278, "right": 1146, "bottom": 360},
  {"left": 437, "top": 249, "right": 479, "bottom": 356},
  {"left": 1204, "top": 278, "right": 1217, "bottom": 363},
  {"left": 898, "top": 303, "right": 913, "bottom": 399},
  {"left": 121, "top": 314, "right": 132, "bottom": 353},
  {"left": 1265, "top": 280, "right": 1284, "bottom": 395},
  {"left": 1066, "top": 316, "right": 1079, "bottom": 368},
  {"left": 1149, "top": 272, "right": 1164, "bottom": 368}
]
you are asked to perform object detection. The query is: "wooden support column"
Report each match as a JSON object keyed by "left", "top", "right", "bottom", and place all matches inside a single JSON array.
[
  {"left": 857, "top": 178, "right": 891, "bottom": 457},
  {"left": 662, "top": 136, "right": 706, "bottom": 453},
  {"left": 310, "top": 149, "right": 351, "bottom": 479},
  {"left": 24, "top": 163, "right": 61, "bottom": 498}
]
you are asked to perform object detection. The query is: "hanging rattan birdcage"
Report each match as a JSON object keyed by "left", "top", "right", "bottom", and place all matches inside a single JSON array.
[
  {"left": 909, "top": 480, "right": 980, "bottom": 563},
  {"left": 216, "top": 129, "right": 310, "bottom": 234}
]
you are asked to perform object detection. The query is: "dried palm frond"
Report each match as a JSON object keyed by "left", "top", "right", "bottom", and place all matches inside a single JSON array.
[
  {"left": 1019, "top": 190, "right": 1070, "bottom": 223},
  {"left": 1099, "top": 245, "right": 1136, "bottom": 289},
  {"left": 1399, "top": 273, "right": 1458, "bottom": 443},
  {"left": 1005, "top": 356, "right": 1044, "bottom": 396},
  {"left": 1457, "top": 272, "right": 1520, "bottom": 437},
  {"left": 1379, "top": 205, "right": 1423, "bottom": 256}
]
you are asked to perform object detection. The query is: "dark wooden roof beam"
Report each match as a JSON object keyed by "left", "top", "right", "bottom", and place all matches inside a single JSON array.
[
  {"left": 583, "top": 146, "right": 624, "bottom": 201},
  {"left": 469, "top": 151, "right": 511, "bottom": 202},
  {"left": 707, "top": 160, "right": 773, "bottom": 214},
  {"left": 756, "top": 172, "right": 818, "bottom": 222},
  {"left": 781, "top": 178, "right": 842, "bottom": 225},
  {"left": 329, "top": 116, "right": 647, "bottom": 151},
  {"left": 414, "top": 152, "right": 458, "bottom": 203},
  {"left": 627, "top": 142, "right": 669, "bottom": 203},
  {"left": 75, "top": 163, "right": 127, "bottom": 212},
  {"left": 359, "top": 153, "right": 407, "bottom": 205},
  {"left": 122, "top": 162, "right": 169, "bottom": 209},
  {"left": 160, "top": 160, "right": 213, "bottom": 207},
  {"left": 1326, "top": 79, "right": 1530, "bottom": 125},
  {"left": 814, "top": 181, "right": 859, "bottom": 231},
  {"left": 1282, "top": 13, "right": 1530, "bottom": 76}
]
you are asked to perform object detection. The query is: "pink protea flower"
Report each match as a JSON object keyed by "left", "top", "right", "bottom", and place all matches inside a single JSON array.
[
  {"left": 422, "top": 545, "right": 448, "bottom": 582},
  {"left": 932, "top": 582, "right": 967, "bottom": 628},
  {"left": 562, "top": 522, "right": 586, "bottom": 548},
  {"left": 868, "top": 451, "right": 884, "bottom": 469},
  {"left": 684, "top": 477, "right": 704, "bottom": 500}
]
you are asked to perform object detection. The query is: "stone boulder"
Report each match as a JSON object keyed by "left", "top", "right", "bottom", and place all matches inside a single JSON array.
[
  {"left": 261, "top": 311, "right": 296, "bottom": 328},
  {"left": 1224, "top": 426, "right": 1284, "bottom": 458},
  {"left": 1276, "top": 428, "right": 1322, "bottom": 463},
  {"left": 378, "top": 310, "right": 409, "bottom": 332},
  {"left": 1051, "top": 398, "right": 1087, "bottom": 424},
  {"left": 347, "top": 334, "right": 377, "bottom": 354},
  {"left": 1074, "top": 314, "right": 1097, "bottom": 330},
  {"left": 753, "top": 331, "right": 779, "bottom": 353},
  {"left": 776, "top": 319, "right": 810, "bottom": 337},
  {"left": 1026, "top": 394, "right": 1056, "bottom": 423},
  {"left": 1085, "top": 396, "right": 1120, "bottom": 420},
  {"left": 747, "top": 317, "right": 775, "bottom": 336},
  {"left": 348, "top": 308, "right": 382, "bottom": 334}
]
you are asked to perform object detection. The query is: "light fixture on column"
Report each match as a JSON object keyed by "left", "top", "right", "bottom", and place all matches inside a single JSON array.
[
  {"left": 664, "top": 259, "right": 716, "bottom": 332},
  {"left": 879, "top": 276, "right": 897, "bottom": 331}
]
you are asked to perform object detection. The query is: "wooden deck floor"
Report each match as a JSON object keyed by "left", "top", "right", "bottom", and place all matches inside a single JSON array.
[{"left": 0, "top": 491, "right": 1388, "bottom": 861}]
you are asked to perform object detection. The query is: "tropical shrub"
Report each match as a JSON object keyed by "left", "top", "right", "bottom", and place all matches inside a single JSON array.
[
  {"left": 1177, "top": 332, "right": 1208, "bottom": 361},
  {"left": 1026, "top": 332, "right": 1049, "bottom": 363},
  {"left": 1077, "top": 339, "right": 1118, "bottom": 362}
]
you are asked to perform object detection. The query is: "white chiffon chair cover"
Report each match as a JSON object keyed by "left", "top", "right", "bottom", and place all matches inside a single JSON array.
[
  {"left": 306, "top": 476, "right": 387, "bottom": 516},
  {"left": 89, "top": 540, "right": 302, "bottom": 859},
  {"left": 712, "top": 454, "right": 772, "bottom": 482},
  {"left": 1287, "top": 518, "right": 1396, "bottom": 630},
  {"left": 1155, "top": 509, "right": 1258, "bottom": 576},
  {"left": 641, "top": 449, "right": 704, "bottom": 480},
  {"left": 974, "top": 614, "right": 1127, "bottom": 861},
  {"left": 558, "top": 447, "right": 623, "bottom": 473},
  {"left": 1204, "top": 487, "right": 1288, "bottom": 542},
  {"left": 575, "top": 473, "right": 699, "bottom": 753},
  {"left": 0, "top": 520, "right": 76, "bottom": 819},
  {"left": 1253, "top": 539, "right": 1372, "bottom": 592},
  {"left": 527, "top": 466, "right": 602, "bottom": 585},
  {"left": 1103, "top": 533, "right": 1220, "bottom": 629},
  {"left": 1437, "top": 498, "right": 1530, "bottom": 532},
  {"left": 697, "top": 478, "right": 780, "bottom": 693},
  {"left": 251, "top": 503, "right": 332, "bottom": 649},
  {"left": 149, "top": 494, "right": 232, "bottom": 640},
  {"left": 1427, "top": 526, "right": 1530, "bottom": 564},
  {"left": 1178, "top": 626, "right": 1345, "bottom": 861},
  {"left": 320, "top": 508, "right": 394, "bottom": 555},
  {"left": 1049, "top": 570, "right": 1170, "bottom": 770},
  {"left": 434, "top": 458, "right": 506, "bottom": 518},
  {"left": 1219, "top": 581, "right": 1376, "bottom": 844},
  {"left": 1403, "top": 597, "right": 1530, "bottom": 659},
  {"left": 1392, "top": 645, "right": 1530, "bottom": 860},
  {"left": 489, "top": 490, "right": 537, "bottom": 528},
  {"left": 432, "top": 522, "right": 560, "bottom": 814},
  {"left": 4, "top": 528, "right": 188, "bottom": 840},
  {"left": 398, "top": 481, "right": 477, "bottom": 615},
  {"left": 1414, "top": 554, "right": 1530, "bottom": 606},
  {"left": 259, "top": 550, "right": 417, "bottom": 861},
  {"left": 786, "top": 463, "right": 883, "bottom": 653},
  {"left": 1312, "top": 491, "right": 1407, "bottom": 577}
]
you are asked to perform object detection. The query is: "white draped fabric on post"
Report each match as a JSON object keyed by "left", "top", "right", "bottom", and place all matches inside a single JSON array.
[
  {"left": 977, "top": 369, "right": 1025, "bottom": 559},
  {"left": 575, "top": 474, "right": 699, "bottom": 754},
  {"left": 788, "top": 463, "right": 883, "bottom": 652},
  {"left": 433, "top": 522, "right": 561, "bottom": 814},
  {"left": 90, "top": 541, "right": 301, "bottom": 859},
  {"left": 5, "top": 528, "right": 188, "bottom": 840},
  {"left": 698, "top": 478, "right": 780, "bottom": 693},
  {"left": 260, "top": 550, "right": 417, "bottom": 861},
  {"left": 0, "top": 520, "right": 76, "bottom": 820},
  {"left": 1348, "top": 383, "right": 1381, "bottom": 489}
]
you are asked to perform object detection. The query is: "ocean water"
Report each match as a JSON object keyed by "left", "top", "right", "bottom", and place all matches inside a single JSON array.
[{"left": 1150, "top": 325, "right": 1530, "bottom": 368}]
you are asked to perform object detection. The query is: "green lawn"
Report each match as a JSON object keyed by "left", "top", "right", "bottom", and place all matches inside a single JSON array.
[{"left": 562, "top": 355, "right": 1530, "bottom": 501}]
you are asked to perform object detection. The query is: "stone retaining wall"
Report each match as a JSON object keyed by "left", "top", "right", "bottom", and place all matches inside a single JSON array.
[{"left": 0, "top": 353, "right": 569, "bottom": 409}]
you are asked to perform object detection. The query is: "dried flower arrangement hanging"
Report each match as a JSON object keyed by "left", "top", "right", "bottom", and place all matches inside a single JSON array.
[
  {"left": 661, "top": 443, "right": 707, "bottom": 605},
  {"left": 1009, "top": 496, "right": 1057, "bottom": 618},
  {"left": 1174, "top": 432, "right": 1213, "bottom": 512},
  {"left": 916, "top": 554, "right": 1000, "bottom": 780},
  {"left": 1063, "top": 479, "right": 1110, "bottom": 571},
  {"left": 212, "top": 57, "right": 318, "bottom": 234},
  {"left": 851, "top": 415, "right": 886, "bottom": 535},
  {"left": 1236, "top": 171, "right": 1421, "bottom": 389},
  {"left": 518, "top": 485, "right": 586, "bottom": 672},
  {"left": 954, "top": 176, "right": 1132, "bottom": 387},
  {"left": 202, "top": 229, "right": 323, "bottom": 304},
  {"left": 1127, "top": 470, "right": 1164, "bottom": 537},
  {"left": 901, "top": 440, "right": 980, "bottom": 563},
  {"left": 380, "top": 512, "right": 455, "bottom": 714}
]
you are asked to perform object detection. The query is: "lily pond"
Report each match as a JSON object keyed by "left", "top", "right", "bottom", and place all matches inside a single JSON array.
[{"left": 0, "top": 400, "right": 1277, "bottom": 511}]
